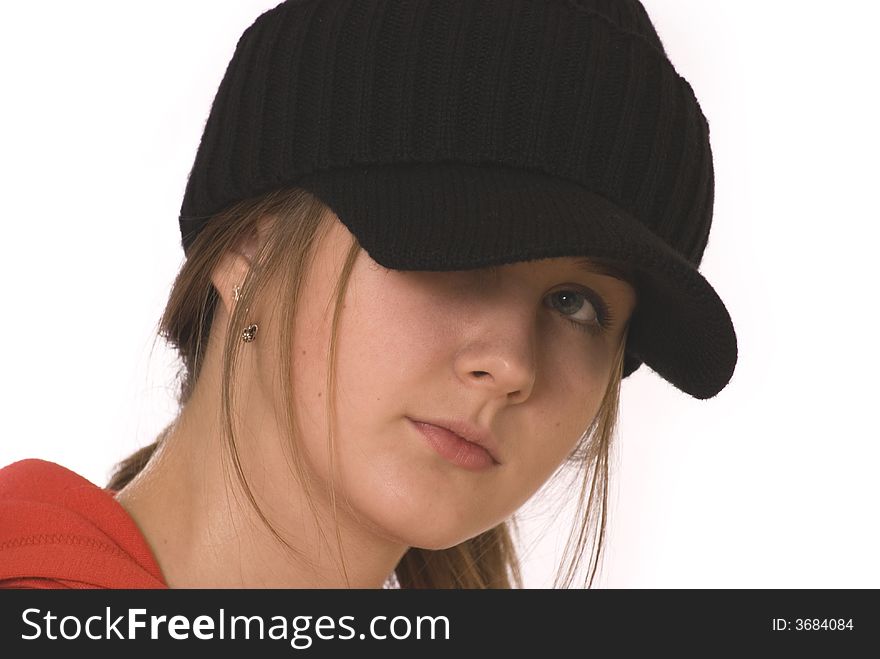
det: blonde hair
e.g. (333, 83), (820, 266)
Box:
(109, 186), (631, 588)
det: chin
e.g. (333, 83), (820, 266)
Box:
(391, 525), (493, 552)
(359, 486), (503, 551)
(336, 442), (511, 550)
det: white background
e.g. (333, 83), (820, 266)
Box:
(1, 1), (877, 588)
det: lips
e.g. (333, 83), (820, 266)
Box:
(407, 418), (501, 470)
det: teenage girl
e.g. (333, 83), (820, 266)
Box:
(0, 0), (737, 589)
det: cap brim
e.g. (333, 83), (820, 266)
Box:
(297, 162), (737, 399)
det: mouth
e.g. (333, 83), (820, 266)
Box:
(407, 418), (500, 471)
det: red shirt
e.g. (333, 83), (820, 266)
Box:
(0, 459), (168, 589)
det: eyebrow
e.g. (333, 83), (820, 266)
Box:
(572, 258), (637, 287)
(482, 258), (638, 289)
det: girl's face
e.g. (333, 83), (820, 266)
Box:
(255, 214), (637, 549)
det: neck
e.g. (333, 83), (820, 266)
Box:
(114, 342), (407, 588)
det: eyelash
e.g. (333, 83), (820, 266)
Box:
(546, 288), (614, 336)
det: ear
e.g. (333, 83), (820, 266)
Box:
(210, 214), (276, 314)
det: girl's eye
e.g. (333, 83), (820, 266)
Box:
(544, 288), (613, 336)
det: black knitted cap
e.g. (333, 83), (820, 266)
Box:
(178, 0), (738, 400)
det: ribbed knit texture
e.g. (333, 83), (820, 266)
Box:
(178, 0), (737, 399)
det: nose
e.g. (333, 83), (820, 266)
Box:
(454, 312), (538, 403)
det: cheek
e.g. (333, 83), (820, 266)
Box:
(521, 352), (607, 474)
(336, 272), (454, 397)
(289, 269), (452, 457)
(540, 329), (610, 419)
(551, 329), (614, 383)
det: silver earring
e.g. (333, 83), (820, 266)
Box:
(233, 284), (258, 343)
(241, 323), (259, 343)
